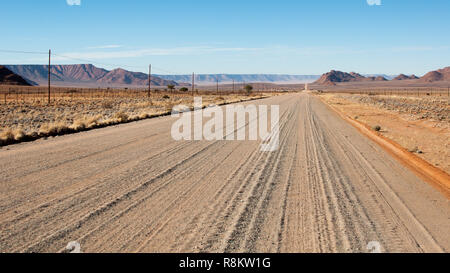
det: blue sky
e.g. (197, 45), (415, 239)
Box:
(1, 0), (449, 75)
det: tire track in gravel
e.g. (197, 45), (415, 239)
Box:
(0, 133), (177, 220)
(238, 99), (300, 252)
(19, 140), (231, 253)
(192, 97), (297, 253)
(308, 95), (443, 252)
(1, 137), (204, 252)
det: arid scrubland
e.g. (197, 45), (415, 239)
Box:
(341, 94), (449, 125)
(0, 89), (269, 146)
(319, 92), (450, 173)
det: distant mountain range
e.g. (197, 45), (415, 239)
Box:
(314, 67), (450, 86)
(5, 64), (177, 87)
(5, 65), (322, 87)
(154, 74), (321, 85)
(3, 64), (449, 88)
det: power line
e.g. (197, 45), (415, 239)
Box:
(0, 49), (48, 55)
(52, 53), (145, 71)
(151, 65), (185, 75)
(148, 64), (151, 97)
(52, 53), (187, 75)
(1, 48), (188, 75)
(48, 50), (51, 104)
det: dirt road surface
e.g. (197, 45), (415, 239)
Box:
(0, 93), (448, 253)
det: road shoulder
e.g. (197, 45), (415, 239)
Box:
(316, 92), (450, 199)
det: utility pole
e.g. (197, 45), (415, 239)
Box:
(232, 79), (235, 93)
(48, 49), (51, 104)
(192, 72), (195, 96)
(148, 64), (152, 98)
(216, 76), (219, 93)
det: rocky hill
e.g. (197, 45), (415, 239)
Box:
(0, 66), (35, 86)
(314, 70), (388, 86)
(419, 67), (450, 82)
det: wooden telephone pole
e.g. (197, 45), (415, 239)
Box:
(216, 76), (219, 93)
(148, 64), (152, 98)
(48, 49), (51, 104)
(192, 72), (195, 96)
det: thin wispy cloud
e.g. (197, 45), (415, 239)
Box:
(66, 0), (81, 6)
(283, 45), (450, 56)
(86, 45), (123, 49)
(53, 46), (261, 61)
(390, 46), (450, 52)
(367, 0), (381, 6)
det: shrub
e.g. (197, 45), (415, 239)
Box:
(373, 125), (381, 132)
(409, 146), (423, 154)
(167, 85), (175, 92)
(245, 84), (253, 95)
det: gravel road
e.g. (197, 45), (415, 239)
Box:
(0, 93), (448, 253)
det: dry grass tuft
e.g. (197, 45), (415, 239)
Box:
(114, 111), (129, 123)
(39, 122), (70, 136)
(71, 115), (102, 130)
(0, 129), (14, 142)
(0, 128), (26, 144)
